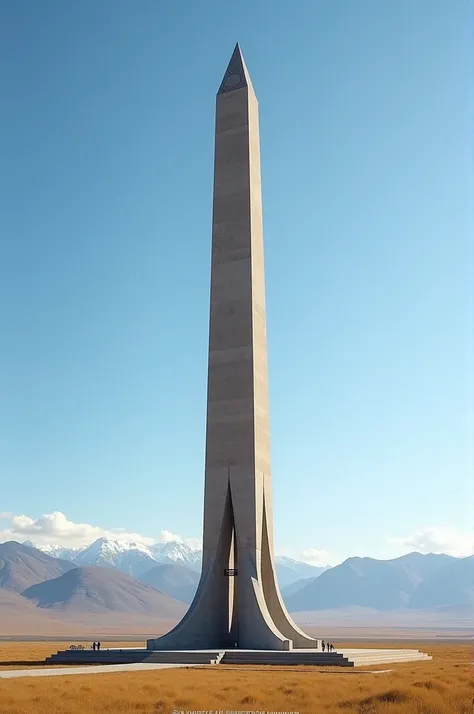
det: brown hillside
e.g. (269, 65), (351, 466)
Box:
(0, 541), (75, 593)
(22, 565), (187, 618)
(0, 587), (179, 636)
(0, 589), (71, 633)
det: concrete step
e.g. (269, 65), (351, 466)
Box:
(46, 649), (224, 666)
(221, 652), (352, 666)
(143, 651), (223, 665)
(339, 650), (432, 667)
(339, 653), (429, 657)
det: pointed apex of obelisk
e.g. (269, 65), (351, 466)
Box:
(217, 43), (252, 95)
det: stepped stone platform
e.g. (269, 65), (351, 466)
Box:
(46, 647), (431, 668)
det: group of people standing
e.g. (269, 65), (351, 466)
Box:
(92, 641), (101, 651)
(321, 640), (335, 652)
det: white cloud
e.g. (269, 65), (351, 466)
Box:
(277, 546), (336, 566)
(3, 510), (469, 565)
(300, 548), (334, 566)
(388, 526), (474, 558)
(156, 530), (182, 544)
(0, 511), (199, 550)
(8, 512), (112, 543)
(153, 530), (202, 549)
(185, 537), (203, 550)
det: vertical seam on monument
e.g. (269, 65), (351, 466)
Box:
(246, 96), (256, 471)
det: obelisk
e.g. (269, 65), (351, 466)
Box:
(148, 44), (317, 651)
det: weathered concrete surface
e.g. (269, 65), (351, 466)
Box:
(148, 44), (317, 652)
(0, 663), (191, 679)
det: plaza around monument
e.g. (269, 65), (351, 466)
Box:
(49, 46), (431, 668)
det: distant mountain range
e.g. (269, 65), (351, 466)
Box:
(0, 539), (471, 635)
(23, 537), (203, 577)
(0, 542), (189, 636)
(285, 552), (474, 612)
(274, 556), (328, 587)
(23, 537), (326, 585)
(140, 563), (200, 604)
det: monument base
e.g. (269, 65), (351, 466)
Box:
(46, 646), (432, 668)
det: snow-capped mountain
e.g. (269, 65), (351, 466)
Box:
(22, 541), (85, 562)
(150, 542), (202, 571)
(24, 537), (327, 585)
(71, 538), (157, 577)
(25, 537), (203, 579)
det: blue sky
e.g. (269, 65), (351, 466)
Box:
(0, 0), (472, 565)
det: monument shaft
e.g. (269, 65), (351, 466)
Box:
(148, 45), (317, 651)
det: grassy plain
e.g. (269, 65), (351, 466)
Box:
(0, 641), (471, 713)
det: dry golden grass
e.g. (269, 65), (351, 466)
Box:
(0, 641), (471, 713)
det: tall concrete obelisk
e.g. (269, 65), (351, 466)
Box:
(148, 45), (317, 651)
